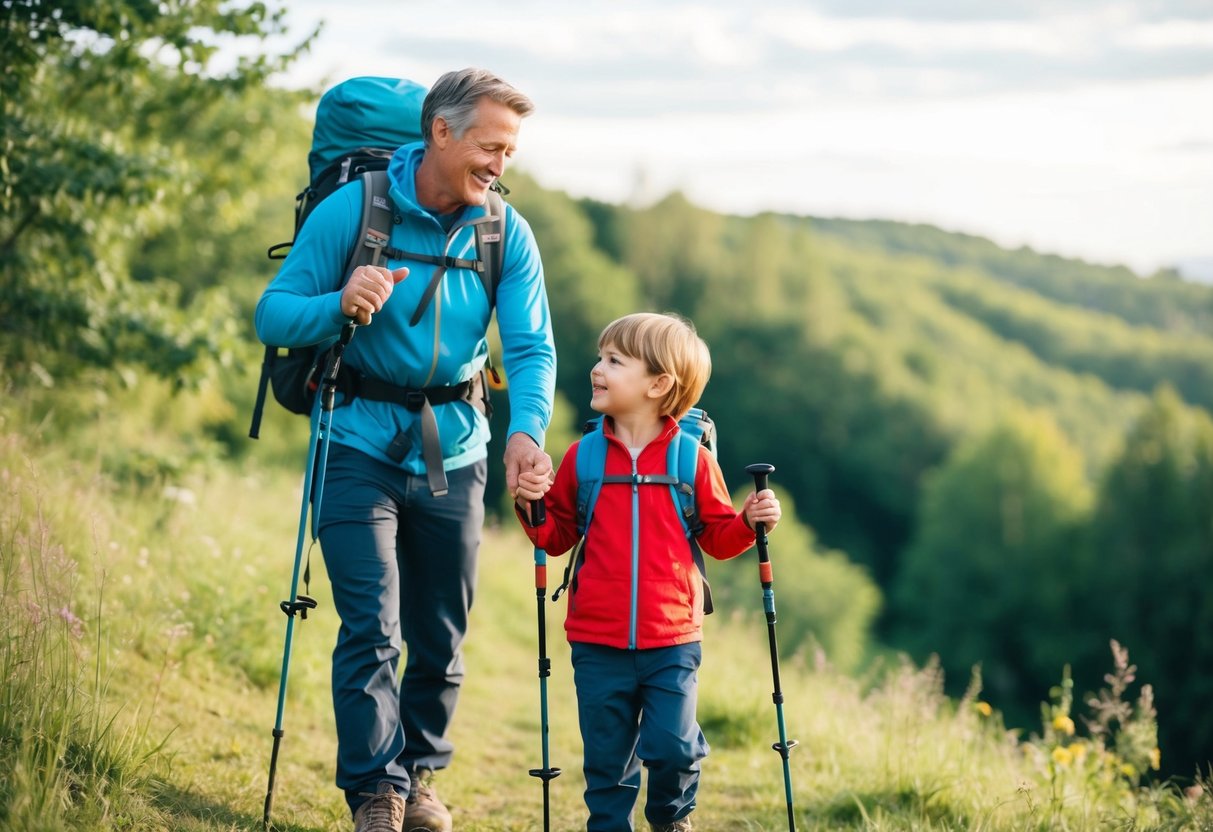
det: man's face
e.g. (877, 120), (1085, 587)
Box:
(431, 97), (521, 210)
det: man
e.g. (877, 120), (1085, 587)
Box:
(255, 68), (556, 832)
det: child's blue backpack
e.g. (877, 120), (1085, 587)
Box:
(553, 407), (717, 614)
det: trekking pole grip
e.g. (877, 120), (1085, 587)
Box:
(532, 499), (547, 594)
(746, 462), (775, 535)
(746, 463), (776, 586)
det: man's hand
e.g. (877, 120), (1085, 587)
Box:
(341, 265), (408, 325)
(504, 432), (552, 499)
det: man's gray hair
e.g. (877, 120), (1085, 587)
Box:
(421, 68), (535, 145)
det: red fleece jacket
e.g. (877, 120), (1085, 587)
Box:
(519, 416), (756, 649)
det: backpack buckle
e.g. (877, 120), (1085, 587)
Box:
(404, 390), (427, 411)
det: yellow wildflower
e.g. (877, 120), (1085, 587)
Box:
(1121, 762), (1137, 778)
(1052, 715), (1075, 736)
(976, 701), (993, 717)
(1070, 741), (1088, 762)
(1149, 748), (1161, 771)
(1052, 746), (1074, 766)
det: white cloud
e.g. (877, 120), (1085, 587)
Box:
(1118, 17), (1213, 48)
(755, 8), (1074, 56)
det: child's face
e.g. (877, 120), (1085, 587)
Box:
(590, 343), (661, 418)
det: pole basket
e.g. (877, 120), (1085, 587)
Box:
(772, 738), (799, 758)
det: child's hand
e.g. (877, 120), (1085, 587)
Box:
(744, 489), (781, 533)
(513, 468), (551, 503)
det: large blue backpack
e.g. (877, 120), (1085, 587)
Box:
(248, 76), (506, 446)
(552, 407), (717, 614)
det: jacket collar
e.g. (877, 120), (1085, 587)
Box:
(601, 415), (680, 452)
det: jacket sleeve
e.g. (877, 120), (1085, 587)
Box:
(495, 207), (556, 448)
(254, 182), (362, 348)
(692, 448), (756, 560)
(514, 440), (583, 558)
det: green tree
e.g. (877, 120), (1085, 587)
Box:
(1085, 387), (1213, 776)
(619, 192), (727, 313)
(890, 409), (1094, 720)
(132, 82), (313, 312)
(0, 0), (312, 389)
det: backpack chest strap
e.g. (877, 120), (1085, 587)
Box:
(404, 213), (501, 326)
(600, 473), (679, 486)
(382, 249), (482, 273)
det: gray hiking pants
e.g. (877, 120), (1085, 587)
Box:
(316, 443), (486, 814)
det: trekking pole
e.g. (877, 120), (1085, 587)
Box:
(263, 322), (356, 830)
(527, 499), (561, 831)
(746, 463), (798, 832)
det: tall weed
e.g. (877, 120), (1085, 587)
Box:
(0, 434), (166, 829)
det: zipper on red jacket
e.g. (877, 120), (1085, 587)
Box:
(629, 453), (640, 650)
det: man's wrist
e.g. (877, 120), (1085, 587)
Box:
(508, 431), (540, 448)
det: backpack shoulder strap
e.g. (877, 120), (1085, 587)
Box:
(346, 169), (393, 275)
(249, 169), (393, 440)
(477, 188), (506, 310)
(669, 407), (716, 536)
(668, 413), (715, 615)
(575, 417), (608, 536)
(552, 418), (607, 603)
(667, 428), (702, 538)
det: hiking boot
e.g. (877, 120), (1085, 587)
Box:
(649, 815), (694, 832)
(404, 768), (452, 832)
(353, 782), (405, 832)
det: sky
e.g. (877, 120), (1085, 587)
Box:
(264, 1), (1213, 278)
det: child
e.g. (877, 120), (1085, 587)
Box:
(515, 312), (781, 832)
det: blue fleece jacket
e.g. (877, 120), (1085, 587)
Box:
(254, 142), (555, 473)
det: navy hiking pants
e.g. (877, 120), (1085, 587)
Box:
(571, 641), (709, 831)
(317, 443), (486, 814)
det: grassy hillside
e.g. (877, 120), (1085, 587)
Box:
(803, 217), (1213, 335)
(3, 403), (1210, 831)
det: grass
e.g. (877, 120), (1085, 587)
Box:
(2, 408), (1212, 831)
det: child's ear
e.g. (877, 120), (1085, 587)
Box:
(648, 373), (674, 399)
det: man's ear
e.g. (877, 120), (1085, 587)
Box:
(431, 116), (451, 150)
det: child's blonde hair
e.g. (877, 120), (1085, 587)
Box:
(597, 312), (711, 420)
